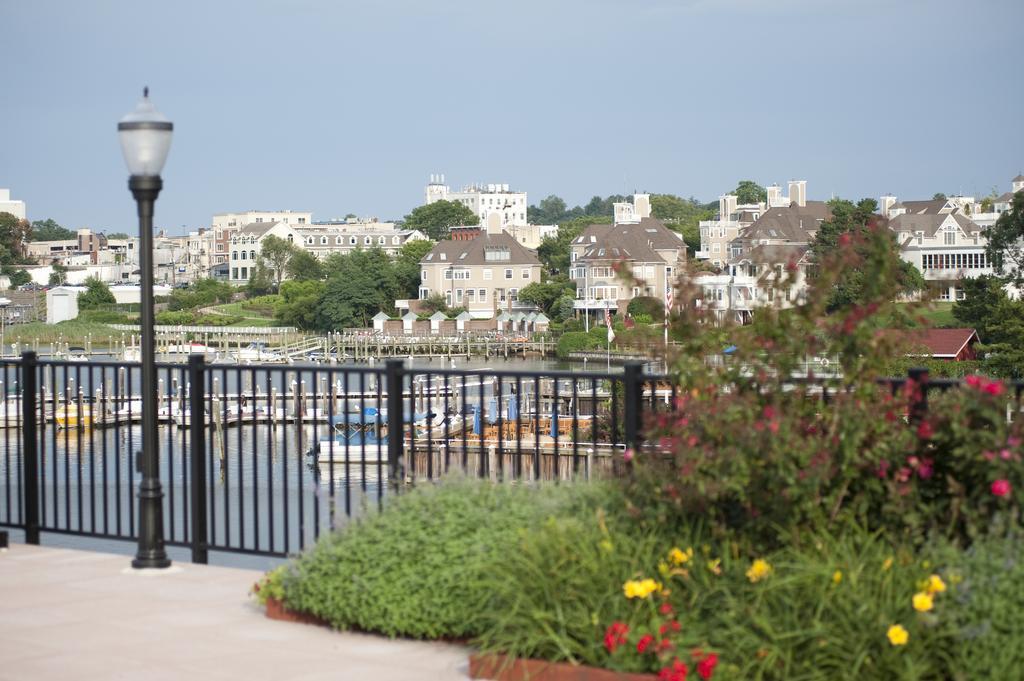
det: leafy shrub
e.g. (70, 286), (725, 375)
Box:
(194, 313), (243, 326)
(243, 294), (281, 314)
(627, 295), (664, 322)
(77, 309), (133, 324)
(154, 310), (195, 325)
(77, 277), (116, 310)
(556, 331), (604, 358)
(280, 478), (613, 639)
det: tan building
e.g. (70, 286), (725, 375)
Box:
(568, 195), (686, 316)
(417, 217), (542, 318)
(212, 210), (311, 264)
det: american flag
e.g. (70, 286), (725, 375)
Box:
(665, 283), (673, 321)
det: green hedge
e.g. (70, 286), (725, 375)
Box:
(279, 478), (612, 640)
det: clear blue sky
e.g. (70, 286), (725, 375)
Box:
(3, 0), (1022, 235)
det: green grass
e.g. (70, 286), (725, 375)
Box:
(206, 301), (282, 327)
(916, 302), (956, 328)
(5, 320), (129, 346)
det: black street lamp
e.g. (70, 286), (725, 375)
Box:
(118, 87), (173, 569)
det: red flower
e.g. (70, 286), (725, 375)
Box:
(917, 458), (934, 480)
(916, 421), (933, 439)
(603, 622), (629, 653)
(659, 620), (681, 635)
(696, 653), (719, 680)
(992, 479), (1012, 498)
(637, 634), (655, 654)
(658, 639), (674, 652)
(762, 405), (776, 420)
(658, 659), (689, 681)
(965, 374), (983, 389)
(659, 602), (674, 616)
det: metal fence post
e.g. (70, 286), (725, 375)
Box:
(188, 354), (208, 564)
(385, 359), (405, 490)
(907, 367), (929, 424)
(21, 351), (40, 544)
(623, 361), (644, 451)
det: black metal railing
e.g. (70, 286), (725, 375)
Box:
(4, 352), (1013, 565)
(0, 352), (667, 563)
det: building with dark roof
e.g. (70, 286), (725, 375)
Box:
(567, 195), (686, 315)
(416, 215), (542, 318)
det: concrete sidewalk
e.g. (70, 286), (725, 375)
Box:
(0, 544), (470, 680)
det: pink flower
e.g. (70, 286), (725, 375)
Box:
(917, 458), (934, 480)
(876, 459), (890, 479)
(984, 380), (1005, 396)
(917, 421), (933, 439)
(623, 448), (634, 463)
(984, 451), (996, 462)
(1000, 449), (1012, 461)
(992, 479), (1012, 498)
(965, 375), (983, 389)
(762, 405), (776, 420)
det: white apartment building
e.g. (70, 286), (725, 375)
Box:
(212, 210), (312, 264)
(0, 189), (26, 220)
(417, 220), (542, 318)
(228, 222), (300, 283)
(294, 224), (427, 259)
(568, 194), (686, 316)
(425, 175), (528, 227)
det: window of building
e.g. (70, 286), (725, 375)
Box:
(350, 236), (357, 245)
(232, 268), (238, 279)
(478, 289), (486, 302)
(484, 247), (511, 261)
(240, 251), (247, 260)
(364, 236), (372, 245)
(467, 289), (475, 302)
(504, 268), (513, 279)
(250, 250), (256, 260)
(335, 236), (343, 245)
(378, 236), (385, 245)
(483, 269), (492, 280)
(509, 288), (518, 302)
(522, 269), (530, 279)
(419, 287), (429, 299)
(712, 243), (720, 253)
(944, 229), (956, 246)
(455, 289), (463, 303)
(241, 267), (248, 278)
(392, 236), (400, 245)
(231, 252), (237, 260)
(421, 270), (427, 280)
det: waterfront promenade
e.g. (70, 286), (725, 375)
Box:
(0, 544), (470, 680)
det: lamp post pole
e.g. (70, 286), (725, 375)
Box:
(130, 175), (169, 568)
(118, 88), (173, 569)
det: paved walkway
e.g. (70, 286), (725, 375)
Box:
(0, 544), (471, 680)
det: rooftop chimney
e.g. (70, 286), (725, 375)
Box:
(788, 180), (807, 208)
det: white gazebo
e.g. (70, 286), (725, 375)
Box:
(402, 310), (418, 334)
(429, 311), (447, 334)
(371, 311), (390, 333)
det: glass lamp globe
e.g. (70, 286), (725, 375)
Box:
(117, 87), (173, 176)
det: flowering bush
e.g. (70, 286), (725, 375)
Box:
(629, 226), (1022, 548)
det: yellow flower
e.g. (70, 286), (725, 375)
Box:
(623, 578), (662, 599)
(882, 557), (894, 572)
(887, 624), (909, 646)
(832, 570), (843, 585)
(746, 558), (773, 583)
(658, 561), (670, 578)
(707, 558), (722, 576)
(912, 592), (933, 612)
(925, 574), (946, 594)
(599, 539), (614, 553)
(668, 546), (694, 566)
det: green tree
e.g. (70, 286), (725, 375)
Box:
(518, 280), (574, 314)
(245, 262), (275, 297)
(933, 193), (948, 201)
(734, 180), (767, 205)
(29, 218), (76, 241)
(258, 235), (298, 292)
(168, 278), (234, 311)
(48, 263), (68, 286)
(537, 215), (612, 275)
(275, 280), (325, 329)
(809, 198), (923, 311)
(286, 249), (324, 282)
(418, 292), (449, 315)
(77, 277), (116, 310)
(316, 249), (399, 329)
(953, 275), (1007, 342)
(393, 239), (435, 298)
(402, 200), (478, 240)
(983, 190), (1024, 286)
(7, 270), (31, 289)
(106, 232), (131, 239)
(553, 293), (576, 323)
(0, 213), (31, 264)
